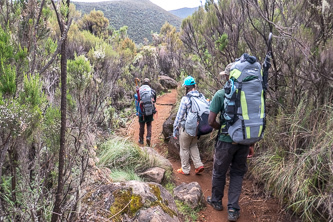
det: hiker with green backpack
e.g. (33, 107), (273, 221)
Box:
(172, 76), (212, 175)
(207, 54), (267, 221)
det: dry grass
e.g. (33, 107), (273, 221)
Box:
(250, 101), (333, 222)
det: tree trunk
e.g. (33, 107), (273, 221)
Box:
(51, 28), (68, 222)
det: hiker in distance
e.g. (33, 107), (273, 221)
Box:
(172, 76), (206, 175)
(207, 59), (259, 222)
(134, 78), (156, 146)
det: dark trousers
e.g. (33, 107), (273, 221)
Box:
(211, 141), (249, 210)
(139, 121), (152, 140)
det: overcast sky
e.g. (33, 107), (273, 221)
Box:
(71, 0), (203, 11)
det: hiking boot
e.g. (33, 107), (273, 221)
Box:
(138, 138), (144, 145)
(146, 137), (151, 146)
(207, 196), (223, 211)
(195, 166), (204, 175)
(228, 208), (240, 221)
(177, 168), (189, 175)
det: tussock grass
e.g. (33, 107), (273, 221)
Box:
(250, 101), (333, 221)
(97, 136), (171, 181)
(97, 136), (151, 171)
(109, 169), (143, 182)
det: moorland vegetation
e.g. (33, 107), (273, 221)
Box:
(0, 0), (332, 221)
(73, 0), (182, 44)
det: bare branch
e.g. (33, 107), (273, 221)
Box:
(39, 19), (72, 75)
(51, 0), (64, 33)
(31, 0), (46, 75)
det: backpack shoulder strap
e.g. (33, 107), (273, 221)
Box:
(185, 94), (195, 116)
(188, 94), (202, 113)
(186, 94), (194, 104)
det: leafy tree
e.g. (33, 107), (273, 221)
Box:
(153, 22), (185, 78)
(78, 9), (109, 39)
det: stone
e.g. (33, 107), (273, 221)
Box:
(138, 167), (166, 184)
(81, 181), (179, 221)
(162, 112), (176, 141)
(158, 75), (178, 89)
(135, 205), (180, 222)
(140, 146), (173, 171)
(173, 182), (206, 209)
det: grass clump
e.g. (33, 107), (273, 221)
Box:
(97, 136), (148, 170)
(175, 200), (203, 222)
(97, 136), (171, 182)
(250, 101), (333, 222)
(110, 169), (143, 182)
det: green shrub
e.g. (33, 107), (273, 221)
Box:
(0, 61), (16, 96)
(19, 74), (45, 107)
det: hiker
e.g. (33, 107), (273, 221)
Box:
(172, 76), (205, 175)
(206, 63), (255, 222)
(135, 78), (156, 146)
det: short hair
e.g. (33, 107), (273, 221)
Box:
(219, 63), (234, 76)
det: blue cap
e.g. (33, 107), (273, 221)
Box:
(182, 76), (196, 86)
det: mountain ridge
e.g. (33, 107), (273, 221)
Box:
(168, 7), (198, 19)
(73, 0), (182, 44)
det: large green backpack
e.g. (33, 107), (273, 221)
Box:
(221, 53), (265, 145)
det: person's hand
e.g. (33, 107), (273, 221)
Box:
(136, 86), (139, 91)
(173, 132), (178, 140)
(247, 145), (254, 158)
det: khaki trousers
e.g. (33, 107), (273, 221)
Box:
(179, 128), (203, 174)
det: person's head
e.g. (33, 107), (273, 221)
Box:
(142, 78), (150, 86)
(219, 63), (234, 82)
(182, 76), (196, 94)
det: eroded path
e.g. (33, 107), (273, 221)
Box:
(125, 89), (292, 222)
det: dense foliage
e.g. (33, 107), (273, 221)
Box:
(0, 0), (332, 221)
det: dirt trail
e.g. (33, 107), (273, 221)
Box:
(125, 89), (292, 222)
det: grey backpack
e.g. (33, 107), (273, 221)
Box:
(139, 85), (155, 116)
(185, 94), (213, 137)
(221, 53), (265, 145)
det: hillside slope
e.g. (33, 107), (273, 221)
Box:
(169, 7), (198, 19)
(73, 0), (182, 44)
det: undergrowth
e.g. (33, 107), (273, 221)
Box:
(175, 200), (204, 222)
(250, 101), (333, 222)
